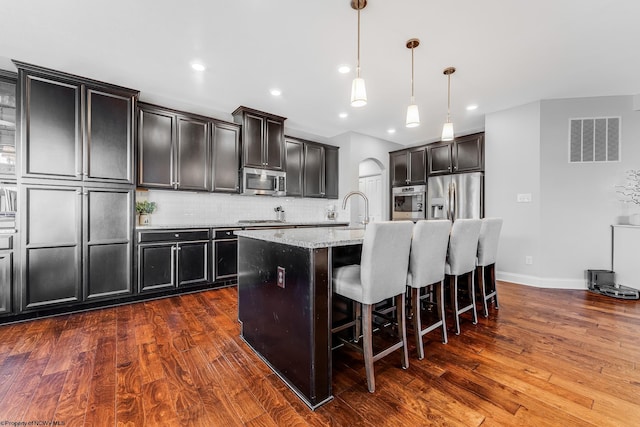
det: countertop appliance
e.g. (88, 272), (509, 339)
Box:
(242, 167), (286, 196)
(427, 172), (483, 220)
(392, 185), (426, 221)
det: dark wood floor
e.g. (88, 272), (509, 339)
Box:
(0, 281), (639, 426)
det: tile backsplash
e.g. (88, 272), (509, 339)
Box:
(137, 190), (347, 226)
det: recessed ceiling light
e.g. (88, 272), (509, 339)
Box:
(191, 62), (206, 72)
(270, 88), (282, 96)
(338, 65), (351, 74)
(466, 104), (478, 111)
(387, 128), (396, 134)
(339, 112), (348, 119)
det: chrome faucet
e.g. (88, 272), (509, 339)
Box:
(342, 191), (370, 226)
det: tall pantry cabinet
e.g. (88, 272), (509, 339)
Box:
(15, 62), (138, 310)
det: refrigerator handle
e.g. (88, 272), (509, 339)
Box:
(450, 181), (457, 220)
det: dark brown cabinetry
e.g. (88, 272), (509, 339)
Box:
(390, 147), (426, 186)
(137, 229), (210, 292)
(21, 184), (133, 310)
(285, 138), (303, 197)
(16, 62), (136, 184)
(233, 106), (285, 171)
(0, 236), (13, 315)
(0, 71), (16, 178)
(284, 137), (339, 199)
(427, 133), (484, 175)
(211, 121), (241, 193)
(138, 103), (209, 191)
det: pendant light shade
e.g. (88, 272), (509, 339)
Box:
(350, 0), (367, 107)
(406, 103), (420, 128)
(351, 75), (367, 107)
(405, 38), (420, 128)
(441, 66), (456, 141)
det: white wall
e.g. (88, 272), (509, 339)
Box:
(485, 101), (542, 284)
(487, 95), (640, 289)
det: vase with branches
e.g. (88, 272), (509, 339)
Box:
(617, 170), (640, 225)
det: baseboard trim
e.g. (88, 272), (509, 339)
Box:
(496, 271), (587, 290)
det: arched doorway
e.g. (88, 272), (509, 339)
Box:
(358, 158), (385, 222)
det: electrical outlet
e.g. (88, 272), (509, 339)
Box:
(525, 256), (533, 265)
(277, 266), (285, 288)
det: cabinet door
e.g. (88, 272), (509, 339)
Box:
(454, 133), (484, 173)
(138, 106), (174, 188)
(139, 243), (175, 292)
(214, 239), (237, 281)
(22, 185), (82, 309)
(324, 146), (339, 199)
(84, 187), (133, 299)
(177, 241), (209, 286)
(408, 147), (426, 184)
(176, 116), (209, 191)
(265, 118), (284, 170)
(390, 151), (408, 186)
(212, 122), (240, 193)
(21, 74), (82, 179)
(427, 142), (453, 175)
(285, 139), (303, 197)
(0, 72), (16, 178)
(304, 144), (324, 197)
(85, 88), (134, 183)
(243, 113), (264, 168)
(0, 252), (12, 314)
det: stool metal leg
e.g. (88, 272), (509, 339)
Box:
(436, 280), (448, 344)
(411, 287), (424, 360)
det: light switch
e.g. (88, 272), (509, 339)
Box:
(517, 193), (532, 203)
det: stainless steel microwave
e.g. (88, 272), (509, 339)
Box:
(242, 168), (286, 196)
(392, 185), (426, 221)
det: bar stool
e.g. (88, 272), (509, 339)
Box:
(445, 218), (482, 335)
(407, 219), (451, 360)
(332, 220), (414, 393)
(476, 218), (503, 317)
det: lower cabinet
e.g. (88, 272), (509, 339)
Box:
(0, 240), (13, 315)
(137, 229), (210, 293)
(21, 184), (133, 310)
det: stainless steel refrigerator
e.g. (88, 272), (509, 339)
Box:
(427, 172), (483, 220)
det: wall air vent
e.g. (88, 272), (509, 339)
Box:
(569, 117), (620, 163)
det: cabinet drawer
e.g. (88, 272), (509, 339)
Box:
(214, 229), (240, 240)
(138, 229), (209, 243)
(0, 235), (12, 250)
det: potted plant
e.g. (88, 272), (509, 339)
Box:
(135, 200), (157, 225)
(617, 170), (640, 225)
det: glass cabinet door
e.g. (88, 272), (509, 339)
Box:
(0, 73), (16, 177)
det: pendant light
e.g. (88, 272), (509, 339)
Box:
(441, 66), (456, 141)
(350, 0), (367, 107)
(405, 38), (420, 127)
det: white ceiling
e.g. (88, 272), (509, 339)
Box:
(2, 0), (640, 146)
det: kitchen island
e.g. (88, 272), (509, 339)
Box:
(235, 227), (365, 409)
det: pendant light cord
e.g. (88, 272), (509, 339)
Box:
(356, 6), (361, 78)
(410, 45), (415, 102)
(446, 72), (451, 121)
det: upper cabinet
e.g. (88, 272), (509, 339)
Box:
(427, 132), (484, 176)
(15, 61), (137, 184)
(211, 121), (241, 193)
(137, 103), (209, 191)
(0, 71), (16, 179)
(232, 106), (285, 171)
(284, 136), (339, 199)
(390, 147), (426, 186)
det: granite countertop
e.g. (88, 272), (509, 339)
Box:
(235, 226), (365, 249)
(136, 221), (349, 230)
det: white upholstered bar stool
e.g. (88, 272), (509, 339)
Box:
(407, 219), (452, 360)
(476, 218), (503, 317)
(332, 221), (414, 393)
(445, 218), (482, 335)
